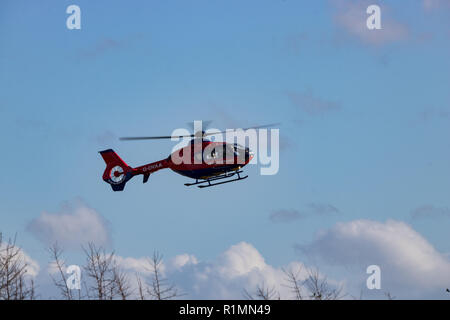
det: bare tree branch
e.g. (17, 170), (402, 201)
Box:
(243, 282), (280, 300)
(0, 233), (36, 300)
(144, 251), (183, 300)
(282, 266), (303, 300)
(47, 243), (74, 300)
(136, 274), (146, 300)
(303, 267), (344, 300)
(384, 291), (396, 300)
(82, 242), (131, 300)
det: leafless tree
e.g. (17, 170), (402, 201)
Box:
(282, 266), (304, 300)
(143, 251), (182, 300)
(303, 267), (344, 300)
(82, 242), (131, 300)
(0, 233), (36, 300)
(243, 282), (280, 300)
(243, 266), (345, 300)
(136, 274), (146, 300)
(349, 289), (364, 300)
(49, 243), (181, 300)
(384, 291), (396, 300)
(112, 265), (131, 300)
(48, 243), (78, 300)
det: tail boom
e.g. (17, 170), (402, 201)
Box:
(99, 149), (169, 191)
(133, 158), (170, 183)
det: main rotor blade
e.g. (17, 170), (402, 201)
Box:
(203, 122), (281, 137)
(120, 134), (194, 141)
(242, 122), (281, 131)
(120, 123), (281, 141)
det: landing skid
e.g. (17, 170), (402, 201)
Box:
(184, 170), (248, 188)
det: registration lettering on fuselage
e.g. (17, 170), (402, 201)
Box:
(142, 163), (162, 172)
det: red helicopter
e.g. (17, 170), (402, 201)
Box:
(99, 123), (276, 191)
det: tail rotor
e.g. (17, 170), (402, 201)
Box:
(99, 149), (134, 191)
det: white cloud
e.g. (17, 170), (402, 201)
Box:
(113, 256), (155, 276)
(27, 204), (111, 249)
(0, 242), (40, 278)
(112, 242), (312, 299)
(217, 242), (269, 277)
(169, 254), (198, 271)
(169, 242), (310, 299)
(37, 219), (449, 299)
(299, 219), (450, 298)
(47, 260), (65, 276)
(114, 253), (199, 278)
(331, 0), (409, 46)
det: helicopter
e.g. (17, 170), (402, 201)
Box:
(99, 122), (277, 190)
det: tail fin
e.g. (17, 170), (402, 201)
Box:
(99, 149), (134, 191)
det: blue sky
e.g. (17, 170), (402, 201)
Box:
(1, 0), (449, 299)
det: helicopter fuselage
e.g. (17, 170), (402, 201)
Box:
(135, 140), (252, 179)
(100, 139), (253, 191)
